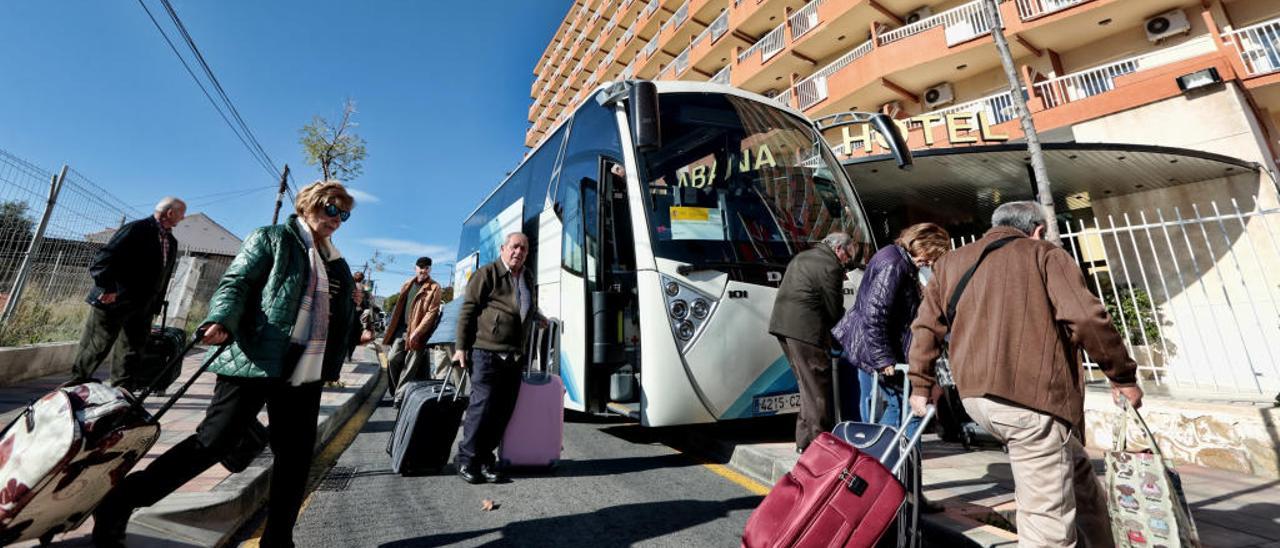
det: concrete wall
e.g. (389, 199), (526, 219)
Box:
(0, 342), (76, 387)
(1083, 389), (1280, 479)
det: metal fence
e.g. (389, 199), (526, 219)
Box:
(951, 198), (1280, 400)
(0, 148), (236, 346)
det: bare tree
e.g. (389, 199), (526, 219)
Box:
(299, 98), (368, 182)
(982, 0), (1060, 244)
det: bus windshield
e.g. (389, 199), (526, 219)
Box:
(639, 93), (874, 270)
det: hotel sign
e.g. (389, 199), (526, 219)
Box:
(836, 111), (1010, 155)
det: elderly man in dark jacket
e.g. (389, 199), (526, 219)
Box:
(768, 232), (858, 451)
(71, 196), (184, 390)
(453, 232), (536, 484)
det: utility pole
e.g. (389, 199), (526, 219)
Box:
(981, 0), (1060, 244)
(271, 164), (290, 224)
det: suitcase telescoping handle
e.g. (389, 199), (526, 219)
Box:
(132, 325), (230, 424)
(868, 363), (912, 431)
(438, 366), (470, 403)
(888, 404), (936, 477)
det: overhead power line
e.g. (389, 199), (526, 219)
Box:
(136, 0), (285, 184)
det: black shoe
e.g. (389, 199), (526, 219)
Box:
(480, 464), (506, 483)
(91, 504), (131, 548)
(458, 465), (484, 484)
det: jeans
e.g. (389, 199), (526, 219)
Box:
(858, 367), (922, 440)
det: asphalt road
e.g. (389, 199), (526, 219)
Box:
(278, 391), (766, 547)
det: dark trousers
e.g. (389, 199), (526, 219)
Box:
(102, 376), (323, 548)
(70, 304), (150, 388)
(456, 349), (522, 468)
(777, 336), (833, 451)
(386, 337), (426, 400)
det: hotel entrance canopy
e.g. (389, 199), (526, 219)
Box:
(842, 143), (1261, 237)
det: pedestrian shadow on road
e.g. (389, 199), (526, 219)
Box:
(376, 495), (762, 547)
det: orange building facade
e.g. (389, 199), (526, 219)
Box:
(527, 0), (1280, 405)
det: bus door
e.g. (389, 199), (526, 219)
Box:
(587, 159), (640, 413)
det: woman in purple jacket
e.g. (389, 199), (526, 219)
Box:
(833, 223), (950, 437)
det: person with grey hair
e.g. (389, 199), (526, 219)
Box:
(768, 231), (859, 451)
(70, 197), (186, 390)
(907, 200), (1142, 547)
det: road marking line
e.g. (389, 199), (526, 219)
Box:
(241, 351), (388, 547)
(700, 461), (771, 496)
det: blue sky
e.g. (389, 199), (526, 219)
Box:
(0, 1), (570, 295)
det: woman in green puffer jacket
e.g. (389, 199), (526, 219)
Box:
(94, 181), (357, 548)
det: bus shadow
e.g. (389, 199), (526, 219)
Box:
(377, 496), (761, 547)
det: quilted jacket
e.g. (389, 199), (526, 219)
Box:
(833, 244), (920, 375)
(203, 216), (354, 380)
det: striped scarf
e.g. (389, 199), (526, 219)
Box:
(288, 218), (333, 387)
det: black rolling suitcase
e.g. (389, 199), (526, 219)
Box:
(387, 371), (469, 475)
(132, 303), (185, 395)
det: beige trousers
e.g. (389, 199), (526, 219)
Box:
(962, 397), (1114, 548)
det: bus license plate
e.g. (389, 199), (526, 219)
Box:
(754, 392), (802, 414)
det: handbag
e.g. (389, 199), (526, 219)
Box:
(1105, 401), (1201, 547)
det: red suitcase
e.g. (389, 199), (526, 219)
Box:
(742, 407), (936, 548)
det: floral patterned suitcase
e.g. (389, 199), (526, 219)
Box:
(1105, 402), (1201, 548)
(0, 382), (158, 545)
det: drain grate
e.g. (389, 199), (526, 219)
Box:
(317, 466), (356, 492)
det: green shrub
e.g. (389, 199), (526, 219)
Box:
(0, 296), (87, 347)
(183, 300), (209, 335)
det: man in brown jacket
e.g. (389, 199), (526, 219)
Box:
(768, 232), (858, 452)
(907, 201), (1143, 547)
(383, 256), (443, 403)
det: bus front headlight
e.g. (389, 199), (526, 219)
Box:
(670, 300), (688, 319)
(691, 298), (709, 319)
(660, 276), (719, 352)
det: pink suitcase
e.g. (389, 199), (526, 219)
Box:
(499, 323), (565, 469)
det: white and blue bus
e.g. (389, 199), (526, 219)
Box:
(455, 81), (909, 427)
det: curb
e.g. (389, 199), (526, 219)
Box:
(124, 348), (383, 547)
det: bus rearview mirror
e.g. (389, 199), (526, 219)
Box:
(629, 81), (661, 152)
(869, 113), (913, 170)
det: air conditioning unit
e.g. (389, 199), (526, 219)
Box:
(923, 83), (954, 109)
(905, 7), (933, 25)
(1145, 9), (1191, 43)
(880, 101), (904, 118)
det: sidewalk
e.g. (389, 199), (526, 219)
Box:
(714, 434), (1280, 547)
(0, 345), (382, 547)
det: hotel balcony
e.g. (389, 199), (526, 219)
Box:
(829, 32), (1230, 158)
(1225, 14), (1280, 81)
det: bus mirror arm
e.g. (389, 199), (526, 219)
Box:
(869, 113), (913, 170)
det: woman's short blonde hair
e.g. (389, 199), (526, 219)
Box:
(895, 222), (951, 263)
(295, 180), (355, 217)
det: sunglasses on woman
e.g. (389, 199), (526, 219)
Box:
(323, 203), (351, 222)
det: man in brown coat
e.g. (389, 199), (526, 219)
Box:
(907, 201), (1143, 547)
(383, 256), (443, 403)
(768, 232), (858, 452)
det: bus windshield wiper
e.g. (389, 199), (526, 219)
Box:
(676, 260), (784, 275)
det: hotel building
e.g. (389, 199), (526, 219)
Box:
(526, 0), (1280, 474)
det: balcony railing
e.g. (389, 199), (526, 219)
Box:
(1034, 37), (1216, 108)
(672, 0), (690, 30)
(924, 89), (1020, 125)
(642, 0), (660, 19)
(710, 64), (732, 85)
(791, 39), (875, 110)
(788, 0), (824, 42)
(673, 48), (691, 75)
(641, 35), (660, 59)
(773, 88), (793, 108)
(1225, 16), (1280, 77)
(1014, 0), (1088, 20)
(878, 0), (1000, 48)
(709, 9), (729, 42)
(738, 22), (786, 63)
